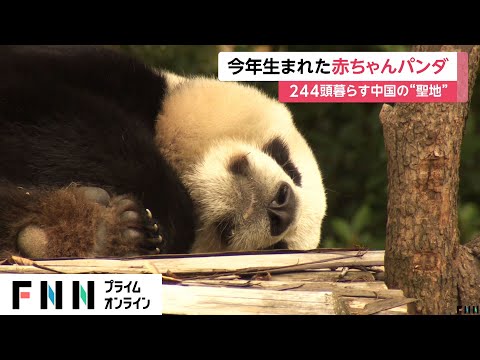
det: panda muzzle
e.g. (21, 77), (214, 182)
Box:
(267, 182), (296, 236)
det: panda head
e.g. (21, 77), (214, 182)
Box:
(182, 138), (305, 252)
(157, 74), (326, 253)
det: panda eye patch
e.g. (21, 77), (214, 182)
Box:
(262, 137), (302, 187)
(217, 218), (236, 246)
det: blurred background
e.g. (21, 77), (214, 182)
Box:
(111, 45), (480, 250)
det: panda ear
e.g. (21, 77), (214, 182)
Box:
(262, 137), (302, 187)
(228, 154), (250, 177)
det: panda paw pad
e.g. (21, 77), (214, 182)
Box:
(76, 187), (165, 257)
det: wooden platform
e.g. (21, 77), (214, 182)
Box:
(0, 249), (416, 315)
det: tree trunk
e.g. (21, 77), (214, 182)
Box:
(380, 45), (480, 314)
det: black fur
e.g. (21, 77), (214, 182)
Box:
(0, 45), (195, 255)
(262, 137), (302, 187)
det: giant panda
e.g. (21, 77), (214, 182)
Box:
(0, 45), (326, 258)
(156, 76), (327, 252)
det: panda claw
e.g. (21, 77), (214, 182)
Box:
(145, 208), (153, 219)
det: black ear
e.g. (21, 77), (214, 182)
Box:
(262, 137), (302, 187)
(228, 154), (250, 177)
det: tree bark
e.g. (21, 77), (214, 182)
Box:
(380, 45), (480, 314)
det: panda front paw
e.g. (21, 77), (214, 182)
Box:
(75, 186), (166, 256)
(15, 186), (166, 259)
(93, 191), (166, 257)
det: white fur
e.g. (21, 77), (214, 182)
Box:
(155, 74), (327, 253)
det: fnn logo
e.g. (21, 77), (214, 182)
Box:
(12, 280), (95, 310)
(457, 305), (479, 315)
(1, 274), (163, 315)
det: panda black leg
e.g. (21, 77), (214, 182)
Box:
(0, 181), (164, 259)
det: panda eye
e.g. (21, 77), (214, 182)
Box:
(218, 218), (236, 245)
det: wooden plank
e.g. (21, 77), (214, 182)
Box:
(163, 285), (336, 315)
(0, 263), (146, 274)
(180, 278), (404, 298)
(10, 250), (384, 275)
(0, 265), (52, 274)
(342, 297), (416, 315)
(354, 297), (416, 315)
(271, 270), (376, 282)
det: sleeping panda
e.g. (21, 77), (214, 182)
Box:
(156, 76), (327, 252)
(0, 45), (326, 258)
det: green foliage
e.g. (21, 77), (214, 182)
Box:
(324, 204), (375, 248)
(114, 45), (480, 249)
(459, 202), (480, 244)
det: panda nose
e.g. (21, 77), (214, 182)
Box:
(268, 182), (296, 236)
